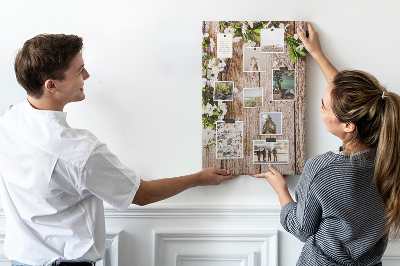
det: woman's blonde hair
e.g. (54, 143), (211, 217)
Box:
(331, 70), (400, 239)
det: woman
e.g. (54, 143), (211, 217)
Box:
(253, 23), (400, 265)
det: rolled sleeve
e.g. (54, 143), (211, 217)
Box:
(280, 201), (314, 242)
(280, 173), (322, 242)
(280, 201), (298, 228)
(81, 142), (140, 210)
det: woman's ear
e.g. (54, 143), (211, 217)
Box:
(44, 79), (57, 94)
(344, 122), (356, 133)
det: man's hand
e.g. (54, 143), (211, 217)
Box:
(133, 167), (235, 206)
(196, 167), (235, 186)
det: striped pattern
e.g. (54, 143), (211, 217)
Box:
(281, 150), (387, 265)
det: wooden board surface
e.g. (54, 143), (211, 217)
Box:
(202, 21), (307, 175)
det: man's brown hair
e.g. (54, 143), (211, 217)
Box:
(14, 34), (83, 98)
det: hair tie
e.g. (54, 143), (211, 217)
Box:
(382, 91), (385, 99)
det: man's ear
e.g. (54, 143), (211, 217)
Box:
(344, 122), (356, 133)
(44, 79), (57, 94)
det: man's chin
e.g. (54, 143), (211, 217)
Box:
(72, 95), (85, 104)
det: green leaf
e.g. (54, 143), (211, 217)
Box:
(285, 33), (301, 47)
(237, 28), (243, 37)
(289, 48), (296, 64)
(202, 91), (207, 101)
(297, 48), (306, 57)
(253, 22), (264, 30)
(248, 34), (254, 42)
(204, 143), (216, 149)
(253, 28), (261, 42)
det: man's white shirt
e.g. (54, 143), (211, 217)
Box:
(0, 100), (140, 265)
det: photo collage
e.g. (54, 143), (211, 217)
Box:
(215, 27), (294, 164)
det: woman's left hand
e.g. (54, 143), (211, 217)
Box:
(253, 164), (287, 192)
(253, 164), (294, 207)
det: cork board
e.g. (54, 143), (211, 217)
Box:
(202, 21), (307, 175)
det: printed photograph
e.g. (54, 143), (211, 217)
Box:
(214, 81), (234, 101)
(253, 140), (289, 164)
(243, 47), (267, 72)
(260, 112), (282, 135)
(243, 87), (263, 108)
(260, 28), (285, 53)
(216, 121), (244, 159)
(272, 69), (295, 101)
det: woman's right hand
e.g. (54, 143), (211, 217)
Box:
(298, 22), (339, 82)
(298, 22), (324, 59)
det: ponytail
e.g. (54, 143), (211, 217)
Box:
(375, 92), (400, 239)
(332, 70), (400, 239)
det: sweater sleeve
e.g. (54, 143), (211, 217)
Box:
(280, 156), (326, 242)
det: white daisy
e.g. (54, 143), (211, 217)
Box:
(233, 37), (242, 43)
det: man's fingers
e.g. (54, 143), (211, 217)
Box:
(213, 168), (231, 176)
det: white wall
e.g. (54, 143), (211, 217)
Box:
(1, 0), (400, 265)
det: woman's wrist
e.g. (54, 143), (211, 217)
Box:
(311, 50), (327, 63)
(277, 189), (294, 207)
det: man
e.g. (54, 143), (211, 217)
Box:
(0, 34), (234, 266)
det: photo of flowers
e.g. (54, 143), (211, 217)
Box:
(214, 81), (234, 101)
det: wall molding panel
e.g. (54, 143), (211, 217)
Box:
(382, 256), (400, 266)
(0, 231), (6, 264)
(154, 230), (278, 266)
(103, 205), (282, 218)
(0, 206), (399, 265)
(96, 230), (121, 266)
(176, 254), (255, 266)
